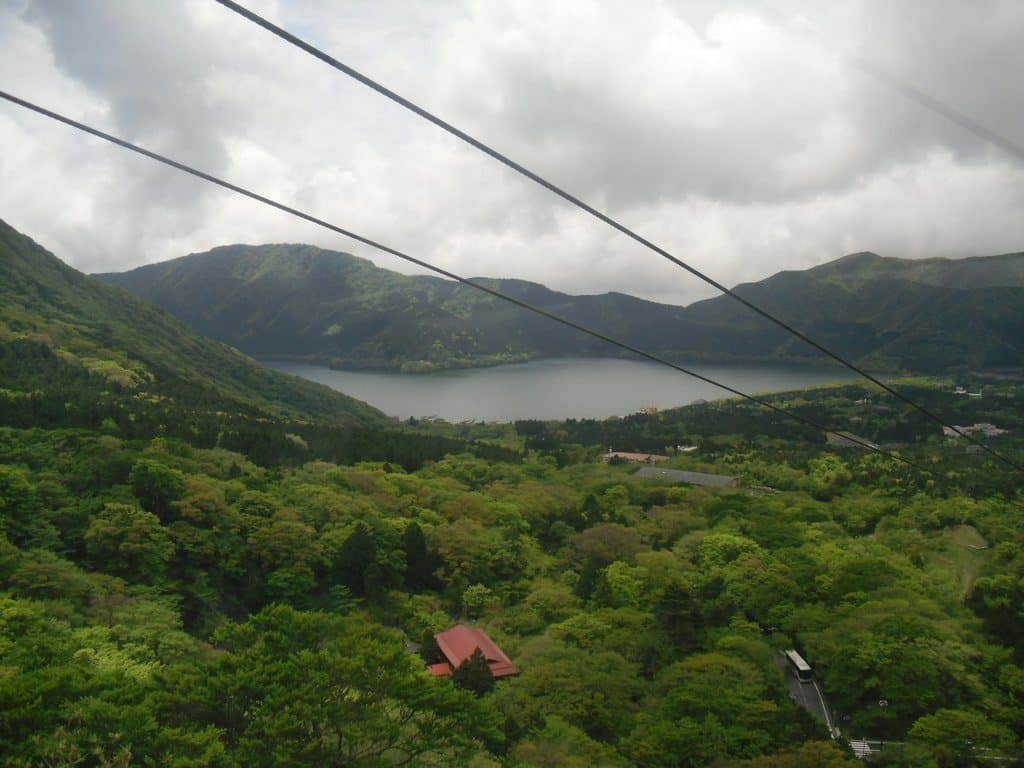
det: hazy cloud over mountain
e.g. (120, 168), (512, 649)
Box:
(2, 0), (1023, 305)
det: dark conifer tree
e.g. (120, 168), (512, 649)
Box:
(451, 648), (494, 696)
(336, 521), (377, 593)
(403, 521), (435, 590)
(419, 630), (443, 665)
(656, 581), (702, 652)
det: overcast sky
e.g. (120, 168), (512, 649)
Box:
(2, 0), (1023, 305)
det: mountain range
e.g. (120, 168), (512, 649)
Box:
(97, 242), (1024, 374)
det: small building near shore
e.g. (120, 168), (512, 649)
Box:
(426, 625), (518, 679)
(826, 431), (879, 450)
(603, 451), (669, 465)
(943, 423), (1008, 438)
(633, 466), (739, 488)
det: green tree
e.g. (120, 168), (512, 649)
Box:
(594, 561), (646, 608)
(808, 605), (970, 734)
(84, 502), (174, 582)
(329, 584), (360, 614)
(0, 593), (225, 766)
(571, 523), (646, 598)
(248, 509), (322, 605)
(655, 581), (701, 651)
(0, 465), (52, 548)
(452, 647), (496, 696)
(908, 709), (1017, 764)
(513, 716), (625, 767)
(625, 652), (779, 765)
(463, 583), (496, 618)
(402, 521), (435, 589)
(732, 740), (858, 767)
(129, 459), (185, 520)
(420, 629), (443, 665)
(575, 493), (601, 529)
(570, 523), (645, 567)
(185, 606), (502, 766)
(491, 637), (643, 741)
(334, 521), (376, 593)
(697, 533), (761, 568)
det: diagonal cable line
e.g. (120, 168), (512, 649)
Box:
(844, 53), (1024, 163)
(211, 0), (1021, 471)
(0, 88), (932, 469)
(757, 4), (1024, 164)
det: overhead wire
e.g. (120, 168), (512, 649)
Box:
(844, 53), (1024, 163)
(210, 0), (1024, 473)
(0, 88), (927, 469)
(757, 5), (1024, 165)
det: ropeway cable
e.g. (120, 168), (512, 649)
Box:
(0, 88), (934, 470)
(210, 0), (1024, 473)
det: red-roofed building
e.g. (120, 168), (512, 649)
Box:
(427, 625), (518, 678)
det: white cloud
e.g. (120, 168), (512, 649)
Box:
(1, 0), (1022, 305)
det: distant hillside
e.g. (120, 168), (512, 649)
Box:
(685, 251), (1024, 371)
(97, 244), (721, 371)
(0, 220), (385, 427)
(98, 244), (1024, 374)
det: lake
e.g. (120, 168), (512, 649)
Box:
(266, 357), (860, 422)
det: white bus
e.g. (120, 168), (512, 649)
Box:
(785, 649), (812, 683)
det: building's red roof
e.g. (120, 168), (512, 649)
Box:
(433, 624), (519, 678)
(427, 662), (454, 677)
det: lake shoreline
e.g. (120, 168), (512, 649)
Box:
(257, 352), (875, 377)
(264, 357), (865, 423)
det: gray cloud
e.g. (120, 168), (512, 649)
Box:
(432, 0), (1024, 205)
(1, 0), (1022, 305)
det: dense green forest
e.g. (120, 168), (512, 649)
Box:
(2, 375), (1023, 766)
(3, 219), (1024, 766)
(98, 243), (1024, 373)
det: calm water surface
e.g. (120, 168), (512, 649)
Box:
(267, 358), (860, 422)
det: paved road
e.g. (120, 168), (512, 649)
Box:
(771, 657), (1023, 764)
(774, 653), (837, 738)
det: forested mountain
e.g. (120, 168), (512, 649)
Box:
(0, 219), (383, 427)
(99, 244), (1024, 373)
(684, 251), (1024, 372)
(97, 243), (708, 372)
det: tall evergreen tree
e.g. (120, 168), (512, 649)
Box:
(656, 581), (702, 652)
(402, 521), (435, 590)
(452, 648), (495, 696)
(420, 630), (443, 665)
(336, 522), (377, 593)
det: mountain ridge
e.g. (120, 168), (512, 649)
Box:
(96, 242), (1024, 374)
